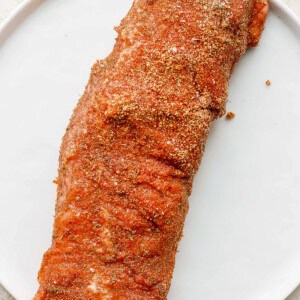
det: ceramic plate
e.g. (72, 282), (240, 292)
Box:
(0, 1), (300, 299)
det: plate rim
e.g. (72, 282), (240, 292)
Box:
(1, 0), (300, 42)
(0, 0), (299, 299)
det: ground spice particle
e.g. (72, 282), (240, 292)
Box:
(226, 112), (235, 120)
(266, 80), (271, 86)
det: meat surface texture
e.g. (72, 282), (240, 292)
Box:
(35, 0), (268, 299)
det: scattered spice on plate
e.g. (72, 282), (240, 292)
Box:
(226, 112), (235, 120)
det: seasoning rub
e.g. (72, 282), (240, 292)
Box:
(35, 0), (269, 299)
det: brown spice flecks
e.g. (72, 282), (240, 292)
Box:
(34, 1), (269, 299)
(266, 80), (271, 86)
(226, 112), (236, 120)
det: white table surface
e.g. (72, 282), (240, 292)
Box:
(0, 0), (299, 299)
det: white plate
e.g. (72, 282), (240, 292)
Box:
(0, 1), (300, 299)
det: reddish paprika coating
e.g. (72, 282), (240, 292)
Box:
(35, 0), (268, 299)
